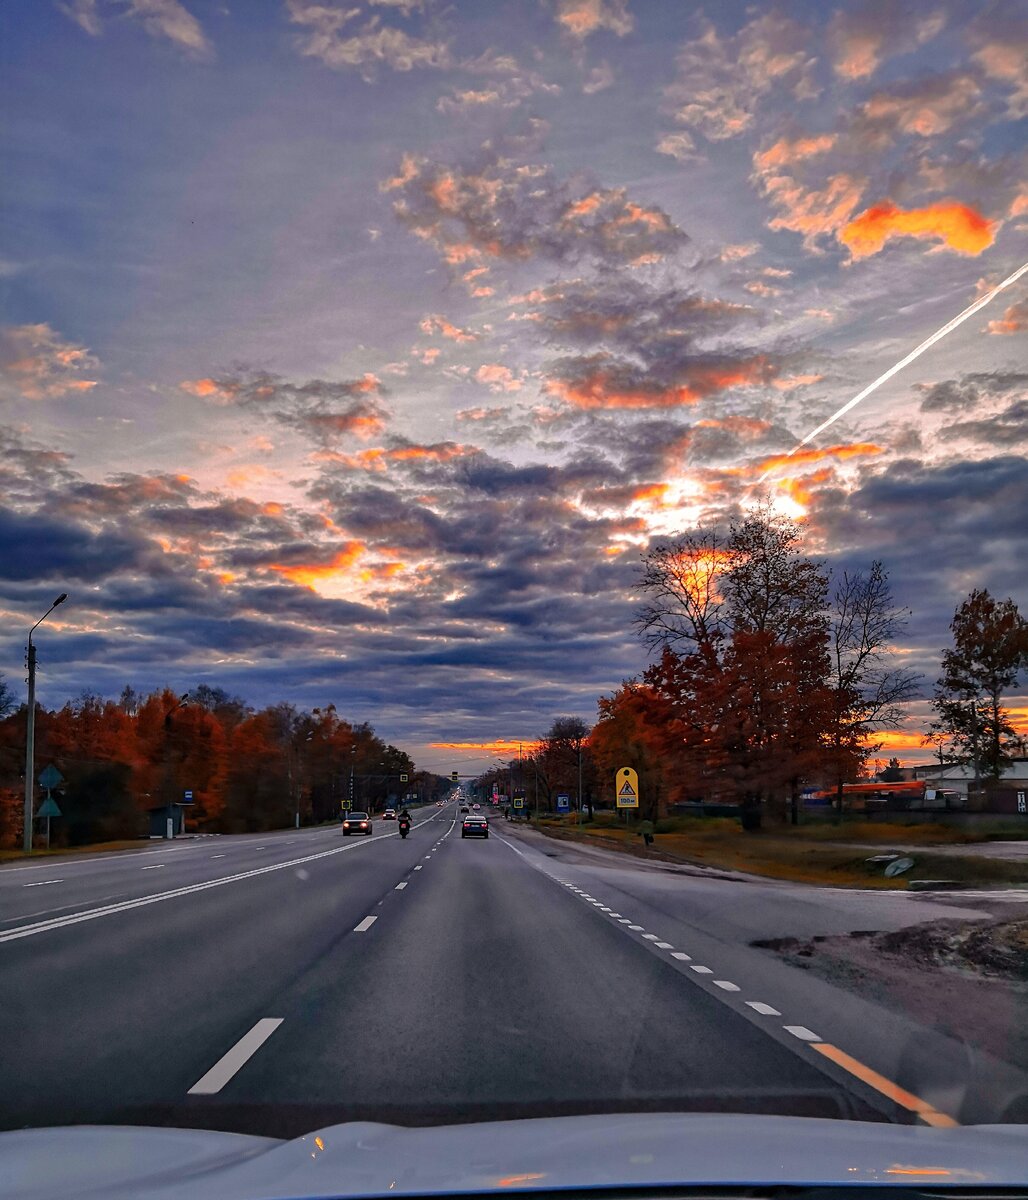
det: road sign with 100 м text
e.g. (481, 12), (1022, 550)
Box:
(615, 767), (640, 808)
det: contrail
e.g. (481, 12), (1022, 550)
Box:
(758, 259), (1028, 483)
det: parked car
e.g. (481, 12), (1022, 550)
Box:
(342, 812), (372, 836)
(461, 815), (489, 839)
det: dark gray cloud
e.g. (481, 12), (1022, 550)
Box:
(384, 148), (687, 268)
(917, 370), (1027, 412)
(947, 399), (1028, 446)
(186, 370), (389, 447)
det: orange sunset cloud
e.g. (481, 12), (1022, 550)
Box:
(839, 200), (995, 258)
(757, 442), (884, 475)
(547, 357), (776, 410)
(270, 542), (366, 588)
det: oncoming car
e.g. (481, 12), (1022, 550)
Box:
(382, 808), (396, 820)
(341, 812), (372, 836)
(461, 815), (489, 839)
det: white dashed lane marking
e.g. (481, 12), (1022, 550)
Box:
(141, 865), (165, 871)
(746, 1001), (781, 1016)
(353, 916), (377, 933)
(23, 880), (63, 887)
(533, 860), (961, 1128)
(394, 882), (407, 890)
(188, 1018), (283, 1095)
(414, 865), (423, 871)
(784, 1025), (822, 1041)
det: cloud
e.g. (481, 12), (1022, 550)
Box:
(59, 0), (212, 56)
(753, 134), (836, 175)
(664, 11), (817, 142)
(916, 370), (1027, 413)
(386, 149), (686, 268)
(419, 314), (477, 342)
(987, 299), (1028, 335)
(838, 199), (996, 258)
(583, 61), (615, 93)
(946, 399), (1028, 447)
(545, 350), (778, 409)
(286, 0), (451, 79)
(1, 323), (99, 400)
(554, 0), (633, 40)
(269, 542), (367, 588)
(853, 72), (983, 142)
(764, 173), (867, 252)
(531, 277), (758, 357)
(968, 5), (1028, 119)
(757, 442), (884, 476)
(828, 1), (945, 81)
(475, 363), (522, 392)
(654, 131), (699, 162)
(181, 370), (389, 446)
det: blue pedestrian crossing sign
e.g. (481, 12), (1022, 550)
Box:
(615, 767), (640, 808)
(556, 793), (570, 812)
(512, 795), (525, 809)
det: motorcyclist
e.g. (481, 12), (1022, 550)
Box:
(398, 808), (412, 834)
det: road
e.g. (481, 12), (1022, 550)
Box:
(1, 803), (1026, 1139)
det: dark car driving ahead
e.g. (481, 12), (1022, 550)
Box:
(461, 815), (489, 839)
(341, 812), (372, 836)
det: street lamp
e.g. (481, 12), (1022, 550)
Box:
(23, 593), (67, 853)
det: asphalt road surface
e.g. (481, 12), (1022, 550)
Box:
(1, 803), (1026, 1138)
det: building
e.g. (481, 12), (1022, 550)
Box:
(913, 758), (1028, 801)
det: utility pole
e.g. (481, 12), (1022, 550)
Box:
(23, 594), (67, 853)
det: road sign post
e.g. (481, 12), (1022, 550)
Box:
(556, 793), (570, 813)
(615, 767), (640, 816)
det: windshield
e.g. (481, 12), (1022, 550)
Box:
(1, 0), (1027, 1191)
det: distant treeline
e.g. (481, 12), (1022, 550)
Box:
(0, 683), (441, 848)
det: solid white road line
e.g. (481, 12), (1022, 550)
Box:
(784, 1025), (821, 1041)
(140, 865), (165, 870)
(745, 1002), (781, 1016)
(187, 1018), (283, 1095)
(23, 880), (63, 887)
(0, 836), (390, 946)
(395, 882), (407, 890)
(210, 854), (226, 859)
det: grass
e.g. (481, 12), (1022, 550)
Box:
(530, 817), (1028, 889)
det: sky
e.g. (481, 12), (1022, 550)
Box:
(1, 0), (1026, 774)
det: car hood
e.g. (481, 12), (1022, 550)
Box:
(3, 1114), (1027, 1199)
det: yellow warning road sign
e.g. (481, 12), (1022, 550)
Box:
(615, 766), (639, 808)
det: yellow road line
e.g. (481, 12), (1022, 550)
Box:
(813, 1042), (958, 1127)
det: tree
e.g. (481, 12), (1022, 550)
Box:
(636, 506), (834, 828)
(931, 590), (1028, 783)
(879, 757), (904, 783)
(826, 562), (921, 817)
(538, 716), (593, 817)
(0, 673), (15, 720)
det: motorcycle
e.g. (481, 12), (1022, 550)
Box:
(398, 819), (411, 839)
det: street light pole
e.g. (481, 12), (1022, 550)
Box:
(23, 594), (67, 854)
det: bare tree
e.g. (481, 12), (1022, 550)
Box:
(0, 672), (15, 720)
(827, 562), (921, 816)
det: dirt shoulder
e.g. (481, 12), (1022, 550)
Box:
(525, 820), (1028, 889)
(753, 918), (1028, 1070)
